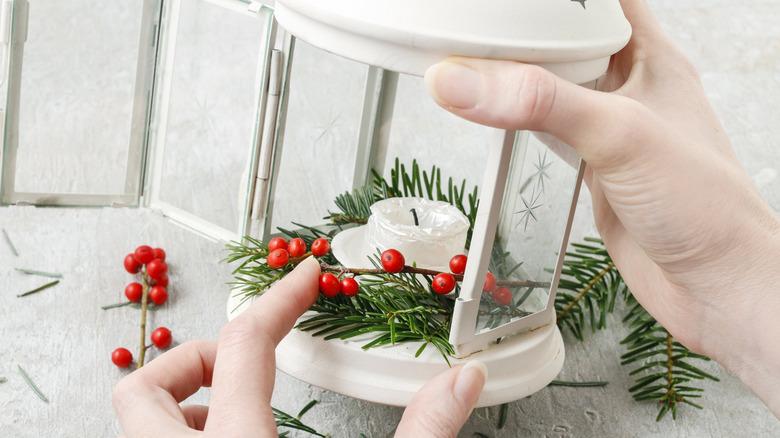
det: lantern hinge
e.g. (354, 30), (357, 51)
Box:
(250, 48), (283, 224)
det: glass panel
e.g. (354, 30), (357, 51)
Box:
(380, 73), (489, 190)
(473, 133), (580, 334)
(12, 0), (144, 195)
(153, 0), (268, 234)
(269, 40), (368, 231)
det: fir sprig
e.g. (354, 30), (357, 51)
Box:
(621, 295), (719, 421)
(274, 400), (327, 437)
(554, 237), (718, 420)
(227, 236), (456, 361)
(555, 237), (624, 340)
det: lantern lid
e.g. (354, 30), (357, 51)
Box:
(274, 0), (631, 83)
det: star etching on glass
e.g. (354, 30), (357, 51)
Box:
(514, 189), (544, 232)
(532, 150), (552, 195)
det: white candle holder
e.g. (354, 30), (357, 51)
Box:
(332, 197), (470, 270)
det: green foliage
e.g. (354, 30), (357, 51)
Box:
(226, 229), (456, 361)
(554, 237), (718, 421)
(555, 237), (624, 340)
(274, 400), (326, 437)
(621, 295), (719, 421)
(298, 256), (455, 362)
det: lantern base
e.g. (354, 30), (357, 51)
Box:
(227, 293), (564, 407)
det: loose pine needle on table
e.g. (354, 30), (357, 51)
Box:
(17, 280), (60, 298)
(2, 228), (19, 256)
(17, 365), (49, 403)
(14, 268), (64, 279)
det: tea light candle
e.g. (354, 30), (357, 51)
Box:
(366, 198), (470, 268)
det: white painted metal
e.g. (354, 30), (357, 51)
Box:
(259, 31), (295, 240)
(250, 49), (282, 224)
(274, 0), (631, 83)
(0, 0), (160, 207)
(145, 0), (275, 242)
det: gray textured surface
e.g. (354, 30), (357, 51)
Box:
(1, 0), (780, 437)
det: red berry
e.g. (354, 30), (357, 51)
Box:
(268, 237), (288, 252)
(154, 274), (169, 287)
(123, 253), (141, 274)
(150, 327), (172, 349)
(311, 238), (331, 257)
(381, 249), (405, 273)
(449, 254), (468, 275)
(319, 273), (341, 298)
(111, 347), (133, 368)
(152, 247), (166, 262)
(124, 282), (143, 303)
(483, 271), (497, 293)
(432, 273), (456, 295)
(287, 238), (307, 258)
(149, 285), (168, 305)
(340, 277), (359, 297)
(493, 287), (513, 306)
(134, 245), (155, 265)
(146, 259), (168, 280)
(267, 248), (290, 269)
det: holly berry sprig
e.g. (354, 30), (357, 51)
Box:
(110, 245), (174, 369)
(259, 237), (548, 305)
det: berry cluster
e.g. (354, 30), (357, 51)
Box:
(380, 249), (513, 305)
(265, 237), (330, 270)
(111, 245), (174, 368)
(481, 270), (512, 306)
(318, 273), (360, 298)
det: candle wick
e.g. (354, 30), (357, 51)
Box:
(410, 208), (420, 226)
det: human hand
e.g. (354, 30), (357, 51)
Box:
(424, 0), (780, 416)
(112, 257), (486, 437)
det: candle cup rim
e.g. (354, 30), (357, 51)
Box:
(369, 197), (471, 238)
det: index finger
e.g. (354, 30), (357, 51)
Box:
(205, 256), (320, 434)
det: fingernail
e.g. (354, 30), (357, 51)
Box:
(298, 255), (321, 271)
(453, 360), (488, 405)
(425, 61), (483, 110)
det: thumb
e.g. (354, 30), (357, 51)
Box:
(395, 361), (487, 438)
(424, 57), (656, 172)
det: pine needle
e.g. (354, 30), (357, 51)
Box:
(497, 403), (509, 429)
(549, 380), (609, 388)
(14, 268), (64, 279)
(17, 365), (49, 403)
(17, 280), (60, 298)
(273, 400), (326, 437)
(101, 301), (133, 310)
(2, 228), (19, 256)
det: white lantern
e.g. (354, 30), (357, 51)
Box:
(0, 0), (630, 408)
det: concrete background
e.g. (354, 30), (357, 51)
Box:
(1, 0), (779, 436)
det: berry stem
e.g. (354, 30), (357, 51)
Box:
(137, 271), (150, 369)
(318, 263), (549, 289)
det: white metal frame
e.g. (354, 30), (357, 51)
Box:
(449, 129), (585, 356)
(257, 29), (584, 357)
(255, 32), (398, 240)
(0, 0), (161, 207)
(145, 0), (276, 242)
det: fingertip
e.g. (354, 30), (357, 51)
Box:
(270, 256), (320, 303)
(454, 360), (487, 407)
(424, 58), (483, 111)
